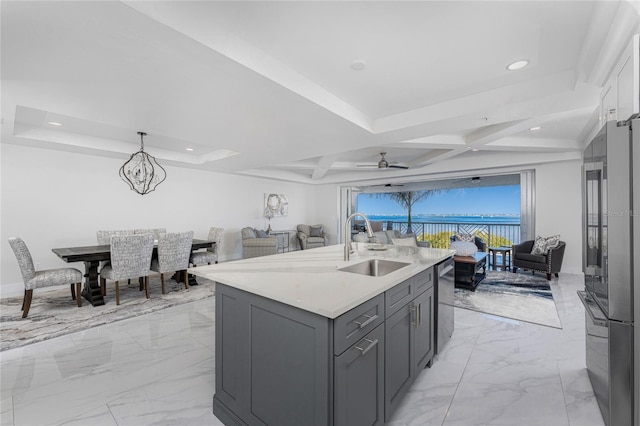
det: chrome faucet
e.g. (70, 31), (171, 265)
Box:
(344, 212), (375, 261)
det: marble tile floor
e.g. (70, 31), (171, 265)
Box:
(0, 273), (603, 425)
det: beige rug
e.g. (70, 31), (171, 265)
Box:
(0, 276), (215, 351)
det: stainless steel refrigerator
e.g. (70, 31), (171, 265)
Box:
(579, 115), (639, 426)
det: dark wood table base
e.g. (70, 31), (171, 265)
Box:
(82, 260), (106, 306)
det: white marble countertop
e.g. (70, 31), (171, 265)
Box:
(189, 243), (455, 319)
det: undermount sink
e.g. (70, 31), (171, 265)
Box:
(338, 259), (411, 277)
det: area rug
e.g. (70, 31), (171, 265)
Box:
(0, 276), (215, 352)
(454, 271), (562, 328)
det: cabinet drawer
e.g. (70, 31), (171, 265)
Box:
(414, 267), (434, 296)
(334, 294), (384, 355)
(385, 277), (413, 318)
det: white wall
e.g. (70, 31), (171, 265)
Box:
(534, 160), (583, 274)
(0, 143), (585, 298)
(0, 144), (329, 297)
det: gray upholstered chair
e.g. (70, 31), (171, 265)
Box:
(134, 228), (166, 239)
(296, 224), (328, 250)
(151, 231), (193, 294)
(97, 229), (142, 289)
(512, 240), (566, 280)
(190, 227), (224, 266)
(99, 234), (154, 305)
(241, 227), (278, 258)
(96, 229), (135, 245)
(8, 237), (83, 318)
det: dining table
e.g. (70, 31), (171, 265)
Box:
(52, 239), (214, 306)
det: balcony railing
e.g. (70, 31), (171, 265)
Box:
(385, 221), (521, 250)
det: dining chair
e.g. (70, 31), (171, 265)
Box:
(134, 228), (166, 240)
(151, 231), (194, 294)
(99, 234), (154, 305)
(8, 237), (83, 318)
(97, 229), (143, 290)
(190, 227), (224, 266)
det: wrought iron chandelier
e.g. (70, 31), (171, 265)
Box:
(119, 132), (167, 195)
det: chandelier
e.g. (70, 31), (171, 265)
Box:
(119, 132), (167, 195)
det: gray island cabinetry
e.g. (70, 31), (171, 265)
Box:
(188, 245), (454, 426)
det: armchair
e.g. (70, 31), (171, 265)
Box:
(296, 224), (328, 250)
(241, 227), (278, 258)
(512, 240), (566, 280)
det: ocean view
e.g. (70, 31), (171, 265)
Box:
(367, 214), (520, 225)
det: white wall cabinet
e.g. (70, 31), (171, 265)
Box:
(600, 34), (640, 125)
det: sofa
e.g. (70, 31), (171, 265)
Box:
(241, 227), (278, 258)
(512, 239), (566, 280)
(354, 229), (430, 248)
(296, 224), (328, 250)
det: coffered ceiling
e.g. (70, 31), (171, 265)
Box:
(2, 1), (638, 186)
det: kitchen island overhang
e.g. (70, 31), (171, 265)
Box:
(188, 244), (455, 318)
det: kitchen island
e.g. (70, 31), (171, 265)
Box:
(189, 243), (455, 426)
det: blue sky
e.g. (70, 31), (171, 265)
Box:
(357, 185), (520, 215)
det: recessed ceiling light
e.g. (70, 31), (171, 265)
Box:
(350, 60), (366, 71)
(186, 148), (194, 152)
(529, 126), (542, 131)
(47, 121), (62, 126)
(506, 60), (529, 71)
(472, 148), (479, 152)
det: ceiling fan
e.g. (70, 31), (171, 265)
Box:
(357, 152), (410, 170)
(452, 176), (482, 186)
(373, 183), (404, 188)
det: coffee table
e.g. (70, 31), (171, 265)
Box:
(454, 252), (487, 291)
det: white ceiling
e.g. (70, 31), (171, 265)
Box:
(2, 1), (638, 186)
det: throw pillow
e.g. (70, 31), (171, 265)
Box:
(450, 240), (477, 256)
(455, 233), (475, 243)
(241, 228), (257, 239)
(391, 237), (417, 247)
(309, 225), (324, 237)
(545, 234), (561, 250)
(255, 229), (269, 238)
(531, 234), (561, 254)
(531, 235), (548, 254)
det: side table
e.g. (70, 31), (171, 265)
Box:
(268, 230), (295, 253)
(488, 246), (512, 271)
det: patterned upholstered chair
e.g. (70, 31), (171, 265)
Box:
(97, 229), (140, 289)
(96, 229), (135, 245)
(151, 231), (193, 294)
(99, 234), (154, 305)
(190, 227), (224, 266)
(134, 228), (166, 239)
(241, 227), (278, 258)
(296, 224), (328, 250)
(8, 237), (83, 318)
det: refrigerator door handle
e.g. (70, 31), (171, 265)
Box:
(578, 291), (608, 328)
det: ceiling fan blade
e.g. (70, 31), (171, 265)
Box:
(388, 164), (409, 169)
